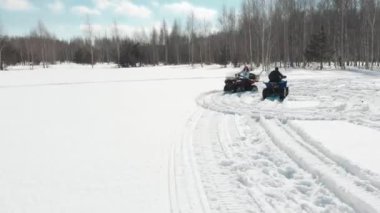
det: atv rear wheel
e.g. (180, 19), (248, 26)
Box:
(262, 88), (269, 100)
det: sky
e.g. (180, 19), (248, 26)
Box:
(0, 0), (241, 40)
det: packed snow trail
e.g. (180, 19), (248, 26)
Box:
(174, 108), (357, 212)
(169, 109), (211, 213)
(260, 117), (380, 212)
(189, 69), (380, 212)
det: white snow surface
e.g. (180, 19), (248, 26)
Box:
(0, 64), (380, 212)
(291, 120), (380, 175)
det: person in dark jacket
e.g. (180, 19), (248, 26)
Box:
(268, 67), (286, 82)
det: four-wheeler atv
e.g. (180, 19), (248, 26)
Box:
(262, 77), (289, 101)
(224, 73), (259, 93)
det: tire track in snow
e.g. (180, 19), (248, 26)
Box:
(217, 114), (275, 212)
(219, 115), (277, 213)
(189, 109), (353, 212)
(196, 91), (345, 121)
(286, 121), (380, 191)
(192, 110), (259, 213)
(168, 142), (178, 213)
(259, 117), (380, 212)
(169, 109), (211, 213)
(231, 115), (354, 212)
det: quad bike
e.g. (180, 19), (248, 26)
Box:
(224, 73), (259, 93)
(262, 77), (289, 101)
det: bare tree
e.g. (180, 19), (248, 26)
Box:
(36, 20), (50, 68)
(187, 12), (196, 67)
(241, 0), (251, 66)
(25, 33), (36, 70)
(150, 28), (158, 65)
(159, 20), (169, 65)
(202, 19), (211, 65)
(363, 0), (378, 69)
(219, 6), (229, 67)
(227, 8), (238, 66)
(85, 15), (94, 68)
(240, 0), (260, 67)
(332, 0), (347, 68)
(112, 21), (121, 68)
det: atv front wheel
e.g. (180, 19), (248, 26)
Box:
(224, 83), (234, 92)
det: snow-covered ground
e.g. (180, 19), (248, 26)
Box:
(0, 64), (380, 212)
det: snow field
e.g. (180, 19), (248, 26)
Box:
(1, 64), (380, 212)
(0, 65), (226, 213)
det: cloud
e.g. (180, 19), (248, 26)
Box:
(0, 0), (32, 11)
(93, 0), (112, 10)
(92, 0), (151, 19)
(151, 1), (159, 7)
(48, 0), (64, 13)
(71, 5), (100, 16)
(114, 1), (151, 19)
(163, 1), (217, 21)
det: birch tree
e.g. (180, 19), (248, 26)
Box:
(186, 12), (195, 67)
(85, 15), (94, 68)
(112, 21), (121, 68)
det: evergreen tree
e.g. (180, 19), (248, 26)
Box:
(150, 28), (158, 65)
(170, 20), (181, 64)
(73, 47), (91, 64)
(217, 44), (228, 67)
(305, 26), (333, 69)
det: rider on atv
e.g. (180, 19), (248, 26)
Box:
(262, 67), (289, 101)
(224, 65), (258, 93)
(237, 65), (250, 79)
(268, 67), (286, 82)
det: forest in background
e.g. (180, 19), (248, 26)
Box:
(1, 0), (380, 70)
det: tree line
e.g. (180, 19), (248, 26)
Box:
(1, 0), (380, 70)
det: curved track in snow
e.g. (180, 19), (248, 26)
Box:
(173, 108), (358, 212)
(173, 73), (380, 212)
(197, 77), (380, 130)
